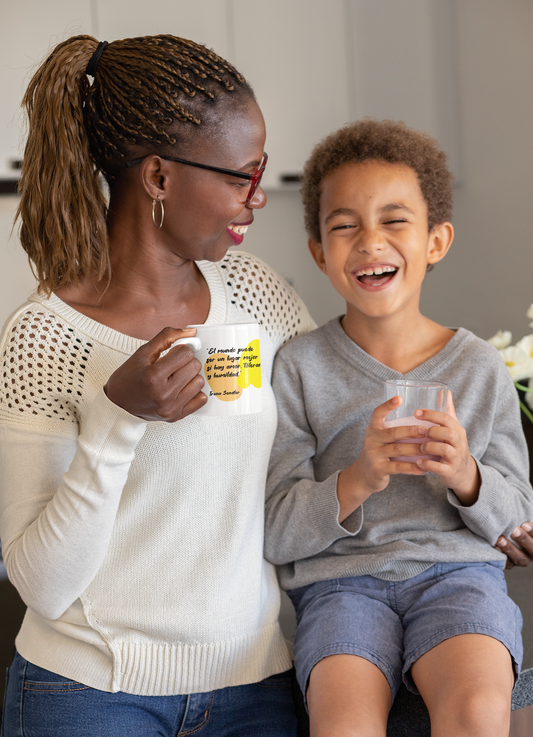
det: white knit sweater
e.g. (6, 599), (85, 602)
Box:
(0, 252), (315, 695)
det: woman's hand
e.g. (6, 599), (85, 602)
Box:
(337, 395), (427, 522)
(105, 327), (207, 422)
(496, 523), (533, 568)
(412, 391), (480, 507)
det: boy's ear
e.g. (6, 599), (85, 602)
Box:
(308, 239), (327, 274)
(427, 221), (454, 266)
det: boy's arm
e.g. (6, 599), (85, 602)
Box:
(265, 353), (363, 566)
(445, 371), (533, 545)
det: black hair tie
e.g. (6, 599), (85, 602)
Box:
(86, 41), (108, 77)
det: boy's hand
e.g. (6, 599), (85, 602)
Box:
(337, 396), (427, 522)
(413, 391), (480, 506)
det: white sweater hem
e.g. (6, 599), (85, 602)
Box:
(16, 613), (292, 695)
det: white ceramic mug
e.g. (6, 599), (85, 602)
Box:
(174, 322), (262, 416)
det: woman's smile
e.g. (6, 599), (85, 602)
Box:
(227, 219), (253, 246)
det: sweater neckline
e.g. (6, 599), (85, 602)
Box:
(325, 316), (469, 381)
(30, 260), (227, 354)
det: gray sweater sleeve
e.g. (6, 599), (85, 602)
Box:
(265, 352), (363, 566)
(447, 365), (532, 544)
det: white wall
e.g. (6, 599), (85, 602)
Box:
(242, 0), (533, 340)
(419, 0), (533, 342)
(1, 0), (532, 343)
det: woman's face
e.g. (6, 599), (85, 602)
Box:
(155, 99), (267, 264)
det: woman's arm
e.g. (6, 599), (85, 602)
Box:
(0, 324), (205, 620)
(0, 389), (146, 620)
(497, 523), (533, 567)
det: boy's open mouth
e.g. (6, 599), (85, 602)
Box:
(354, 265), (398, 287)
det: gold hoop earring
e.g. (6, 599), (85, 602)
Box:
(152, 198), (165, 229)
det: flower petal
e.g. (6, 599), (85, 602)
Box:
(488, 330), (513, 350)
(499, 346), (533, 380)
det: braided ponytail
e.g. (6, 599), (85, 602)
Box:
(17, 35), (109, 294)
(16, 34), (254, 294)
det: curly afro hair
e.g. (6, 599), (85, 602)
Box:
(302, 119), (453, 244)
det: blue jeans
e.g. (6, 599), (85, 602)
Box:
(1, 652), (297, 736)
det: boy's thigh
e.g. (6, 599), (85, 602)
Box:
(402, 562), (523, 693)
(287, 577), (404, 704)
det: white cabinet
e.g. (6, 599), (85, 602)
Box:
(0, 0), (92, 178)
(230, 0), (460, 186)
(1, 0), (461, 183)
(230, 0), (351, 190)
(348, 0), (461, 179)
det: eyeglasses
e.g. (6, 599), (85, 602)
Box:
(125, 152), (268, 205)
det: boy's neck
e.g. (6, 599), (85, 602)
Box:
(341, 309), (455, 374)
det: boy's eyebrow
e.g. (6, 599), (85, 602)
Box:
(325, 203), (416, 224)
(379, 203), (416, 215)
(324, 208), (356, 224)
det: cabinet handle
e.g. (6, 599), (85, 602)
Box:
(279, 173), (303, 184)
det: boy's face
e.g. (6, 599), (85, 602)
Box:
(309, 160), (453, 325)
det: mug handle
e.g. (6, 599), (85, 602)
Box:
(171, 337), (202, 353)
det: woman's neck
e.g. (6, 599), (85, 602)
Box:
(54, 189), (213, 340)
(54, 260), (210, 340)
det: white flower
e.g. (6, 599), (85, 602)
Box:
(516, 335), (533, 359)
(487, 330), (513, 350)
(527, 304), (533, 327)
(499, 345), (533, 381)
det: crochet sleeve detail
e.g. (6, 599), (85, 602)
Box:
(0, 307), (91, 430)
(220, 252), (313, 346)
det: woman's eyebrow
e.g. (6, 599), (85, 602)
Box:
(239, 157), (263, 170)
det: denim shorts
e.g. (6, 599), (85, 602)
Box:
(1, 651), (297, 737)
(287, 562), (523, 703)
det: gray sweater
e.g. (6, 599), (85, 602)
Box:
(265, 318), (533, 590)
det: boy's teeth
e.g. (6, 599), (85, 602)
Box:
(356, 265), (396, 276)
(228, 224), (249, 235)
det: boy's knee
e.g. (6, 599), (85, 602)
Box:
(432, 688), (511, 735)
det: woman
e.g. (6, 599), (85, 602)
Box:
(0, 35), (314, 736)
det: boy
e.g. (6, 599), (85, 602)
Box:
(265, 120), (532, 737)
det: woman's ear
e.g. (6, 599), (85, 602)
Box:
(139, 156), (170, 201)
(308, 239), (328, 274)
(427, 221), (454, 266)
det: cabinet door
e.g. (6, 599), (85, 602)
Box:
(348, 0), (461, 179)
(0, 0), (92, 178)
(230, 0), (351, 190)
(96, 0), (230, 58)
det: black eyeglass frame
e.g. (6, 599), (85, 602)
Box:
(125, 152), (268, 204)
